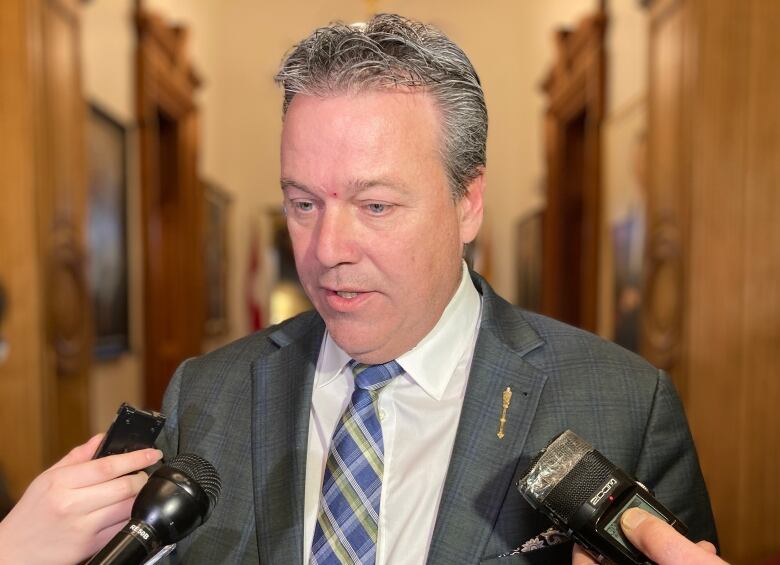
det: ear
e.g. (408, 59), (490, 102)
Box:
(457, 168), (485, 245)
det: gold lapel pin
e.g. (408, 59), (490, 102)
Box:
(497, 386), (512, 439)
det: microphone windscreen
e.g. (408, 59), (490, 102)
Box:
(520, 429), (593, 501)
(166, 453), (222, 510)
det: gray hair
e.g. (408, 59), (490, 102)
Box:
(274, 13), (487, 199)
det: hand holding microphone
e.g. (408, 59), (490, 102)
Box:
(87, 453), (222, 565)
(518, 430), (719, 565)
(0, 434), (162, 565)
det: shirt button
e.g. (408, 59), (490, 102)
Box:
(378, 409), (387, 421)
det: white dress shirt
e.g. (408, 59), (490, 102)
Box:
(303, 262), (482, 564)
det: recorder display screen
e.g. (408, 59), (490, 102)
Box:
(602, 493), (667, 551)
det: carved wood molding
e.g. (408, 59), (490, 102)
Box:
(642, 217), (684, 369)
(46, 226), (90, 377)
(135, 10), (201, 86)
(542, 11), (607, 121)
(135, 9), (201, 122)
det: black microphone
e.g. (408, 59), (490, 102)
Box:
(87, 453), (222, 565)
(517, 430), (687, 565)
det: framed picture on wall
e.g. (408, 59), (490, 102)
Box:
(203, 181), (231, 336)
(86, 104), (129, 359)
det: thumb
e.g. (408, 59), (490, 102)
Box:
(620, 508), (721, 565)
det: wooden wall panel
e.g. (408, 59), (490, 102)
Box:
(0, 0), (47, 498)
(647, 0), (780, 561)
(0, 0), (90, 496)
(39, 0), (91, 461)
(737, 0), (780, 557)
(685, 0), (750, 558)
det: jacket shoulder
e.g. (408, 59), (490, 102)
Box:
(521, 309), (656, 377)
(177, 310), (323, 389)
(474, 270), (657, 383)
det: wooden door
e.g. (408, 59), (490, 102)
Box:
(136, 9), (204, 410)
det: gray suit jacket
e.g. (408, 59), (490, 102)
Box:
(156, 273), (716, 564)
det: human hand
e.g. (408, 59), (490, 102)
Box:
(0, 433), (163, 565)
(571, 507), (724, 565)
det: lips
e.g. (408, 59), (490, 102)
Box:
(322, 287), (374, 312)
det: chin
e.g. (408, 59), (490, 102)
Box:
(329, 327), (387, 360)
(331, 332), (376, 356)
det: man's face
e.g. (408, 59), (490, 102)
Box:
(280, 90), (483, 364)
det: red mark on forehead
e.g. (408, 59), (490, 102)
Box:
(332, 191), (338, 197)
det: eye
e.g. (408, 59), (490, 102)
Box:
(365, 202), (392, 215)
(293, 200), (315, 213)
(283, 197), (318, 217)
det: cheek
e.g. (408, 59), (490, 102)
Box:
(383, 223), (457, 282)
(288, 227), (313, 271)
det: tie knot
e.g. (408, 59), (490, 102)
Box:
(349, 359), (403, 391)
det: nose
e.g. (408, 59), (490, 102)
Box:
(314, 205), (359, 268)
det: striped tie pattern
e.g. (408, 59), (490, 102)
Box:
(310, 359), (404, 565)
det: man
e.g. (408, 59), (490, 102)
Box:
(0, 13), (717, 565)
(151, 13), (716, 564)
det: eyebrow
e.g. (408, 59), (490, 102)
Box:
(280, 176), (410, 196)
(280, 178), (310, 192)
(346, 177), (410, 195)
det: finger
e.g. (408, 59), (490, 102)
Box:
(697, 540), (718, 555)
(621, 508), (723, 565)
(59, 448), (162, 488)
(51, 434), (105, 469)
(572, 543), (599, 565)
(83, 508), (135, 559)
(68, 471), (149, 514)
(85, 495), (136, 537)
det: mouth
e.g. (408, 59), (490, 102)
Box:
(322, 287), (374, 311)
(335, 290), (360, 299)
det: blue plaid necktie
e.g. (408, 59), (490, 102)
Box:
(310, 359), (404, 565)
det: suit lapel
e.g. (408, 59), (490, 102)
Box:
(251, 313), (325, 564)
(427, 275), (549, 564)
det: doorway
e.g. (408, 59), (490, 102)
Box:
(136, 9), (204, 409)
(540, 11), (607, 332)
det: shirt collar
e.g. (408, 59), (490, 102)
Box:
(396, 262), (481, 400)
(316, 333), (353, 389)
(316, 262), (482, 401)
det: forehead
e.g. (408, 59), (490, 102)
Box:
(282, 89), (442, 141)
(280, 90), (447, 186)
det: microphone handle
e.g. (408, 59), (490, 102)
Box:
(86, 521), (158, 565)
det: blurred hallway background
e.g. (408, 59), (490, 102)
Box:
(0, 0), (777, 562)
